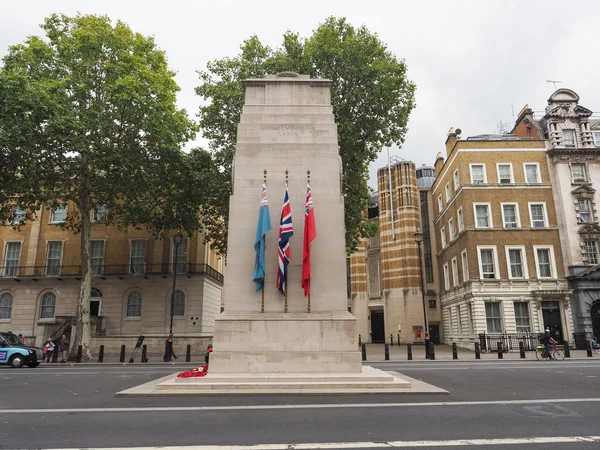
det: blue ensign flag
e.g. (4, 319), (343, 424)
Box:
(252, 184), (272, 291)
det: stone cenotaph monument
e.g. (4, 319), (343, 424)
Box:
(156, 73), (412, 393)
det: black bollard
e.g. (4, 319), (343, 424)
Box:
(141, 344), (148, 363)
(361, 343), (367, 361)
(186, 344), (191, 363)
(587, 341), (594, 357)
(452, 343), (458, 360)
(358, 334), (362, 347)
(98, 345), (104, 363)
(497, 341), (503, 359)
(474, 342), (481, 359)
(407, 343), (412, 360)
(385, 344), (390, 361)
(425, 338), (431, 359)
(390, 334), (394, 346)
(119, 345), (126, 363)
(75, 345), (82, 363)
(429, 342), (435, 360)
(519, 341), (525, 359)
(564, 341), (570, 358)
(398, 334), (401, 346)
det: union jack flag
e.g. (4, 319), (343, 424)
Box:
(276, 186), (293, 295)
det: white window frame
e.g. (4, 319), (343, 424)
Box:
(593, 131), (600, 147)
(126, 291), (142, 319)
(443, 263), (450, 290)
(563, 129), (576, 147)
(445, 182), (451, 202)
(570, 163), (587, 183)
(172, 237), (188, 274)
(11, 206), (26, 225)
(0, 292), (13, 321)
(451, 257), (459, 287)
(50, 205), (67, 224)
(438, 194), (443, 214)
(91, 205), (108, 222)
(473, 202), (493, 228)
(448, 218), (455, 241)
(129, 239), (147, 275)
(533, 245), (557, 279)
(584, 239), (599, 265)
(513, 301), (532, 333)
(523, 162), (541, 184)
(453, 169), (460, 191)
(500, 202), (520, 229)
(505, 245), (528, 279)
(485, 302), (503, 333)
(3, 241), (22, 277)
(441, 227), (447, 248)
(90, 240), (105, 276)
(528, 202), (548, 228)
(457, 207), (464, 232)
(496, 163), (514, 184)
(469, 163), (487, 184)
(45, 241), (63, 277)
(578, 198), (594, 223)
(39, 291), (56, 320)
(461, 248), (469, 283)
(477, 245), (500, 279)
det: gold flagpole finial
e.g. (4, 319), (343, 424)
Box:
(264, 169), (267, 184)
(285, 168), (289, 184)
(307, 169), (311, 184)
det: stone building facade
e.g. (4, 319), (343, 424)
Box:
(0, 203), (223, 352)
(433, 129), (572, 348)
(512, 89), (600, 344)
(350, 160), (441, 344)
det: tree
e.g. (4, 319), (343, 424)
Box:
(0, 14), (198, 359)
(196, 17), (416, 254)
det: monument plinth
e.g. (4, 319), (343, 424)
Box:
(210, 73), (361, 373)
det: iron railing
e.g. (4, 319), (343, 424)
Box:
(0, 263), (223, 284)
(478, 332), (540, 352)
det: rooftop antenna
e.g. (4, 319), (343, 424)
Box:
(511, 105), (515, 121)
(546, 80), (562, 90)
(497, 120), (511, 134)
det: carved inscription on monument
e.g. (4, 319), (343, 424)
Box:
(262, 124), (302, 142)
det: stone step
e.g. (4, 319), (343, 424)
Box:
(158, 380), (410, 390)
(170, 374), (396, 383)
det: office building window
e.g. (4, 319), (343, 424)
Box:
(448, 218), (455, 241)
(443, 263), (450, 290)
(514, 302), (531, 333)
(453, 169), (459, 191)
(524, 163), (540, 184)
(585, 240), (598, 265)
(571, 163), (587, 183)
(529, 203), (547, 228)
(578, 199), (593, 223)
(173, 290), (185, 317)
(40, 292), (56, 319)
(11, 206), (26, 225)
(593, 131), (600, 147)
(534, 247), (555, 278)
(445, 183), (451, 202)
(90, 240), (105, 276)
(172, 237), (188, 274)
(507, 248), (525, 279)
(474, 203), (492, 228)
(563, 129), (576, 147)
(497, 163), (513, 184)
(50, 205), (67, 223)
(461, 249), (469, 283)
(126, 291), (142, 318)
(130, 240), (147, 274)
(92, 205), (108, 222)
(457, 208), (464, 232)
(485, 302), (502, 333)
(502, 203), (519, 228)
(470, 164), (486, 184)
(438, 195), (443, 214)
(478, 247), (497, 279)
(452, 257), (459, 287)
(0, 292), (13, 320)
(45, 241), (62, 276)
(441, 227), (447, 248)
(3, 242), (21, 277)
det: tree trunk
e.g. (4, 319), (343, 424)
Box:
(76, 204), (93, 360)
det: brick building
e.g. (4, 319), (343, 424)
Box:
(433, 128), (572, 348)
(0, 203), (223, 353)
(512, 89), (600, 344)
(350, 159), (441, 344)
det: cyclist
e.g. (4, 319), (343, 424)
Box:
(542, 328), (557, 360)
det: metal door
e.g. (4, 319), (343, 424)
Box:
(370, 311), (385, 343)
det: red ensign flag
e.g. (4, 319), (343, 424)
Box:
(302, 184), (316, 296)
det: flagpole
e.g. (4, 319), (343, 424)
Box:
(307, 169), (311, 314)
(262, 169), (267, 313)
(284, 168), (289, 314)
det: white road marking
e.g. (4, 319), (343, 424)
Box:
(2, 397), (600, 414)
(48, 435), (600, 449)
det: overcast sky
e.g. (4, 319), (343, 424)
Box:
(2, 1), (598, 188)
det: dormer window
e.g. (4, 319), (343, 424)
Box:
(563, 129), (576, 147)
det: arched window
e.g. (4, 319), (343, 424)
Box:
(91, 288), (102, 298)
(0, 292), (13, 320)
(126, 291), (142, 318)
(173, 290), (185, 317)
(40, 292), (56, 319)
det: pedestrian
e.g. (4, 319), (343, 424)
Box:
(205, 344), (213, 364)
(17, 334), (24, 344)
(164, 333), (178, 361)
(592, 336), (600, 354)
(43, 338), (55, 363)
(58, 334), (69, 363)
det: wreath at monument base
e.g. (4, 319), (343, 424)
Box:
(177, 364), (208, 378)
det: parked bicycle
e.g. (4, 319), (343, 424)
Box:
(535, 342), (565, 361)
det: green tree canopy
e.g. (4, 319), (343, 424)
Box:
(196, 17), (416, 254)
(0, 14), (207, 359)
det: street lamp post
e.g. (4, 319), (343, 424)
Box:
(414, 229), (430, 359)
(165, 231), (183, 362)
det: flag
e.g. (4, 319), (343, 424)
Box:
(302, 184), (316, 297)
(276, 186), (293, 295)
(252, 184), (271, 292)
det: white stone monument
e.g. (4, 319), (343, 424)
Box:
(154, 74), (416, 393)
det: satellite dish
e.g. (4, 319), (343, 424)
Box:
(455, 128), (462, 135)
(523, 118), (530, 124)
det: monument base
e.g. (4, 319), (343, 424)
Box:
(209, 311), (361, 373)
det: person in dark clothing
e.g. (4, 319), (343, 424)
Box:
(164, 333), (178, 361)
(17, 334), (25, 344)
(205, 344), (213, 364)
(58, 334), (70, 363)
(542, 328), (557, 360)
